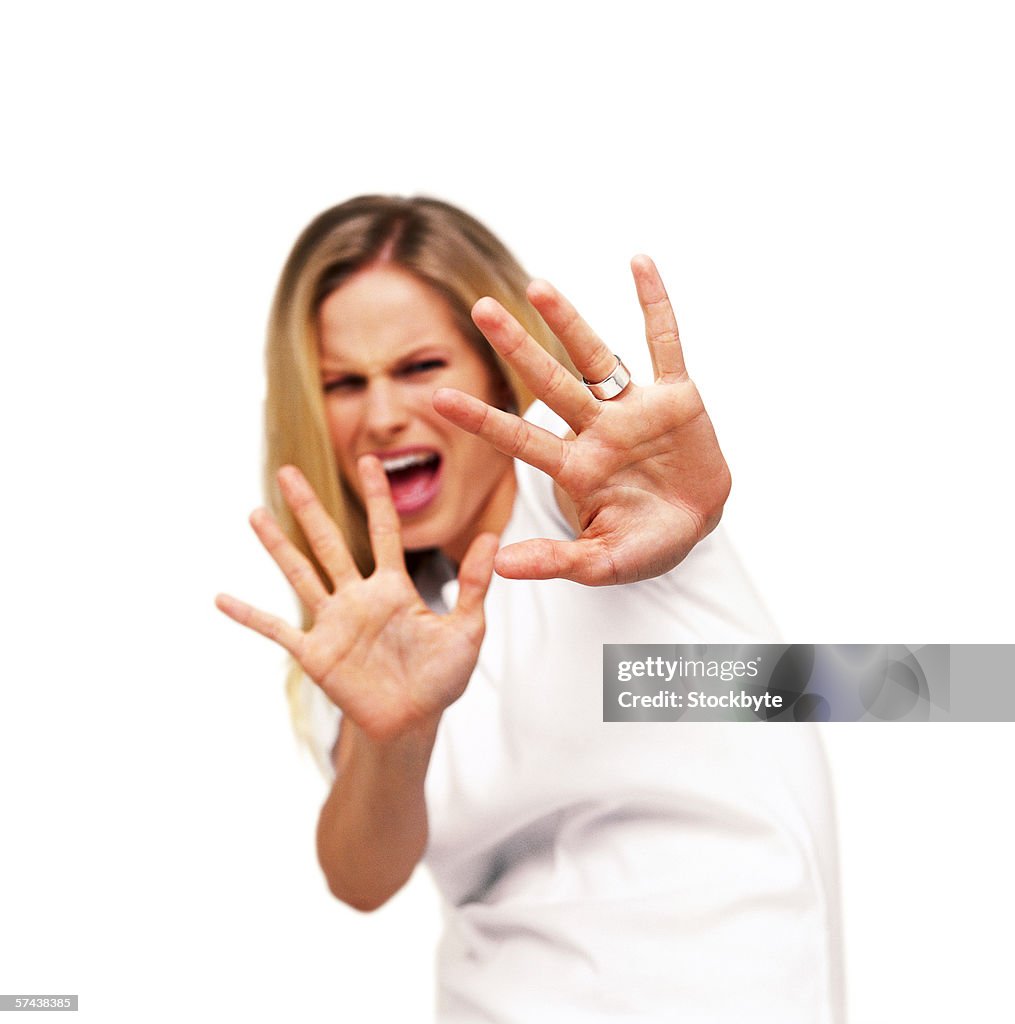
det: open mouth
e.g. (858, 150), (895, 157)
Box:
(380, 451), (442, 515)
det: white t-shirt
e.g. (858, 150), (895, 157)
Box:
(310, 402), (845, 1023)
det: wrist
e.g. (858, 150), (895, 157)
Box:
(355, 710), (441, 767)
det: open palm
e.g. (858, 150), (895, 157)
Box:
(216, 459), (497, 743)
(433, 256), (731, 586)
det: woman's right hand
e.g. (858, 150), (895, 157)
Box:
(216, 457), (498, 743)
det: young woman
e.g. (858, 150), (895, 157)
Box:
(217, 195), (844, 1022)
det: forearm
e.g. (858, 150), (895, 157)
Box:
(315, 714), (439, 912)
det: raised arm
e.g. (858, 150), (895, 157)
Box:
(216, 459), (497, 909)
(433, 255), (730, 587)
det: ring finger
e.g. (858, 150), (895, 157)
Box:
(525, 278), (626, 392)
(249, 507), (330, 611)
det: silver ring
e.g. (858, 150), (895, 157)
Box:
(583, 356), (632, 401)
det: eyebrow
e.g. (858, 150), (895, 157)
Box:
(319, 343), (448, 373)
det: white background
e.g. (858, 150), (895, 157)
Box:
(2, 2), (1012, 1021)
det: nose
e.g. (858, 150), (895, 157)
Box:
(362, 378), (410, 441)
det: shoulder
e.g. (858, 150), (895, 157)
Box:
(504, 403), (778, 640)
(521, 397), (568, 434)
(504, 401), (574, 542)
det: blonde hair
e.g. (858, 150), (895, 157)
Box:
(263, 195), (576, 755)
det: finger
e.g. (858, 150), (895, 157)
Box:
(248, 507), (329, 611)
(215, 592), (305, 656)
(452, 532), (498, 621)
(524, 279), (621, 390)
(631, 254), (686, 381)
(358, 455), (406, 572)
(278, 465), (359, 588)
(494, 537), (619, 586)
(470, 297), (600, 433)
(433, 388), (567, 478)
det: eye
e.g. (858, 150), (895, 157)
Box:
(399, 358), (446, 378)
(322, 375), (366, 394)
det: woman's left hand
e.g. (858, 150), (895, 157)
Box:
(432, 255), (731, 587)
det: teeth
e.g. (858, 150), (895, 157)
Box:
(380, 452), (438, 473)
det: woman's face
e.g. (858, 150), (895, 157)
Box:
(317, 265), (516, 562)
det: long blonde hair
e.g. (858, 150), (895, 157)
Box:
(263, 195), (576, 751)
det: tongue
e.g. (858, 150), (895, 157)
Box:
(387, 463), (438, 514)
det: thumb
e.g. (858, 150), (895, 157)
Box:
(494, 537), (619, 586)
(452, 532), (499, 620)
